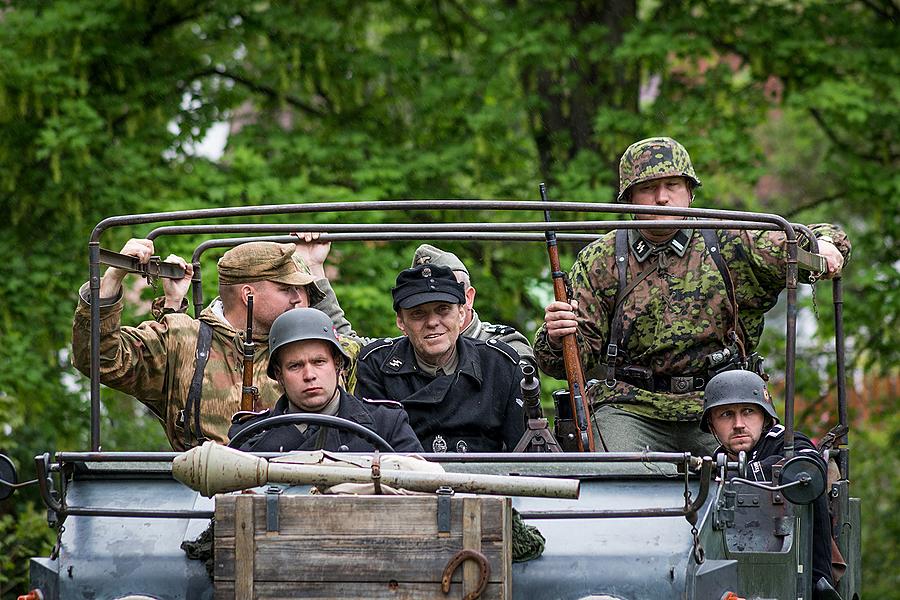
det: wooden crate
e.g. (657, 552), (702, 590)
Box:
(214, 493), (512, 599)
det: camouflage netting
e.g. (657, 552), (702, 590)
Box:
(181, 518), (215, 579)
(511, 508), (546, 562)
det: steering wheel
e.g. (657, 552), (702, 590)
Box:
(227, 413), (395, 452)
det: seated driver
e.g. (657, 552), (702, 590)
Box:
(229, 308), (423, 453)
(701, 370), (839, 599)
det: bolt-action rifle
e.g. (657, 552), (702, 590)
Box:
(240, 293), (260, 413)
(540, 183), (598, 452)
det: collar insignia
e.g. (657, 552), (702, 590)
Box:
(388, 357), (404, 370)
(629, 228), (695, 262)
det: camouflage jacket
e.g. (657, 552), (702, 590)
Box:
(72, 282), (360, 451)
(534, 224), (851, 421)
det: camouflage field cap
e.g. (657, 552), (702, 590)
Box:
(411, 244), (469, 276)
(617, 137), (701, 202)
(217, 242), (326, 305)
(700, 370), (779, 433)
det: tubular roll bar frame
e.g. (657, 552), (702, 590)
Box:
(39, 451), (711, 522)
(87, 200), (824, 457)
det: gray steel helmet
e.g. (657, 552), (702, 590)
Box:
(700, 370), (779, 433)
(266, 308), (350, 379)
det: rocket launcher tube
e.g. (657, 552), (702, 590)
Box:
(173, 442), (580, 499)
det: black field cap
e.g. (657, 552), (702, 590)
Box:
(392, 264), (466, 311)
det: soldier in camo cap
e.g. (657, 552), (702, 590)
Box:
(534, 136), (851, 455)
(411, 243), (538, 375)
(72, 238), (361, 451)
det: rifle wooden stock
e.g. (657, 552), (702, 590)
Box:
(541, 183), (596, 452)
(240, 294), (259, 413)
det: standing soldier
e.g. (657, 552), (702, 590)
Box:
(534, 136), (851, 455)
(72, 239), (360, 450)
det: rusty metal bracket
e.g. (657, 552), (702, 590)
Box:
(436, 486), (454, 534)
(265, 485), (281, 533)
(441, 549), (490, 600)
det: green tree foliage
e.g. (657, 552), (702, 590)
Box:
(0, 0), (896, 594)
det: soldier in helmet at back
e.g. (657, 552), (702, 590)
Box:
(702, 370), (840, 600)
(534, 136), (851, 455)
(229, 308), (423, 453)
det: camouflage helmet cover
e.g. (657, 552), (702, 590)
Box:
(700, 369), (780, 433)
(617, 137), (701, 202)
(267, 307), (351, 379)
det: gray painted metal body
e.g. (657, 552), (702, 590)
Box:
(29, 454), (862, 600)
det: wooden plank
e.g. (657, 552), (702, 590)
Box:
(234, 494), (255, 600)
(462, 497), (482, 597)
(215, 536), (505, 582)
(215, 580), (507, 599)
(214, 494), (504, 540)
(500, 499), (511, 599)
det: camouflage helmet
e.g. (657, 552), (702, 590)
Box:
(700, 370), (779, 433)
(267, 308), (350, 379)
(617, 137), (701, 202)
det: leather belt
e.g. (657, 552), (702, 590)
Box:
(617, 369), (706, 394)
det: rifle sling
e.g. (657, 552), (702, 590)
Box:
(699, 229), (747, 348)
(183, 321), (213, 446)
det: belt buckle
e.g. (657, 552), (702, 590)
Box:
(670, 376), (694, 394)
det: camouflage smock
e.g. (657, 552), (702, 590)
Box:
(534, 224), (850, 421)
(72, 283), (360, 451)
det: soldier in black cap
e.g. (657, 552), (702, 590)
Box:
(356, 264), (526, 453)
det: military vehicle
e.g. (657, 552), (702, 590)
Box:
(2, 199), (860, 599)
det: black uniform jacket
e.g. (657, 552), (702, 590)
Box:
(355, 335), (526, 453)
(228, 389), (424, 453)
(714, 424), (834, 586)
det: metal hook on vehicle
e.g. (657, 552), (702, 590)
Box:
(441, 549), (490, 600)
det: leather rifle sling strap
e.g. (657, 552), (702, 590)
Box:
(699, 229), (749, 350)
(183, 321), (213, 446)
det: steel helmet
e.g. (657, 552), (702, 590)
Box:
(266, 308), (350, 379)
(700, 370), (779, 433)
(617, 137), (701, 202)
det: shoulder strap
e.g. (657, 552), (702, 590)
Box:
(184, 321), (213, 446)
(700, 229), (746, 348)
(603, 230), (649, 384)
